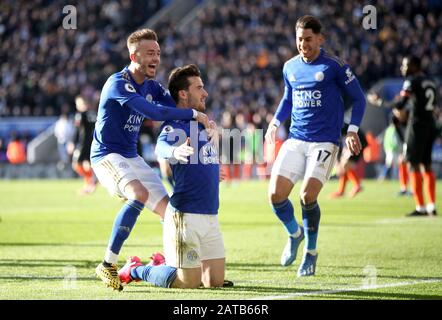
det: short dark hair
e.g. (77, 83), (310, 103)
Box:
(404, 55), (421, 70)
(168, 64), (201, 103)
(295, 15), (322, 34)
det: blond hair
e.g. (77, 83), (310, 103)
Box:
(127, 28), (158, 54)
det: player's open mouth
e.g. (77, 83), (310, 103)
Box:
(148, 65), (157, 71)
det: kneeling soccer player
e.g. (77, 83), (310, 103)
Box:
(118, 64), (228, 288)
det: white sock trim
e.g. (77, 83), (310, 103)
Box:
(104, 249), (118, 264)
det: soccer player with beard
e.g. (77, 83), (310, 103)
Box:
(91, 29), (210, 291)
(117, 64), (229, 289)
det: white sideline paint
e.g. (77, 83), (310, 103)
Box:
(250, 279), (442, 300)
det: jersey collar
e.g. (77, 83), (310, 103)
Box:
(124, 66), (146, 88)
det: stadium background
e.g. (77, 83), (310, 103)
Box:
(0, 0), (441, 178)
(0, 0), (442, 303)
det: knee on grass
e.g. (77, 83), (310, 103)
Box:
(171, 268), (203, 289)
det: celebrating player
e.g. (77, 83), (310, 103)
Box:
(393, 56), (438, 216)
(265, 16), (366, 276)
(117, 64), (228, 289)
(91, 29), (210, 291)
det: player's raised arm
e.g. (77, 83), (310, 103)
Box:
(126, 95), (209, 125)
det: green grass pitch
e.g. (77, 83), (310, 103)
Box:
(0, 178), (441, 300)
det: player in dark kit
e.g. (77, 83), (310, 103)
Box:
(393, 56), (438, 217)
(70, 95), (97, 194)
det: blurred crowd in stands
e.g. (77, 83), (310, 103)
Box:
(0, 0), (441, 178)
(0, 0), (164, 118)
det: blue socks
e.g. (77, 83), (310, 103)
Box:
(108, 199), (144, 255)
(131, 265), (178, 288)
(301, 201), (321, 251)
(271, 199), (299, 235)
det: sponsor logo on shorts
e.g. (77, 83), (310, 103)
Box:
(187, 249), (198, 261)
(119, 162), (129, 169)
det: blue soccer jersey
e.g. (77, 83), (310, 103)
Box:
(91, 67), (195, 163)
(156, 120), (219, 214)
(274, 48), (366, 145)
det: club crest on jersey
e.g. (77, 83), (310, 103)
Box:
(146, 94), (153, 102)
(125, 83), (136, 93)
(315, 71), (324, 82)
(344, 68), (355, 85)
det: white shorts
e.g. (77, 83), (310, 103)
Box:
(163, 204), (225, 269)
(271, 138), (338, 185)
(91, 153), (168, 211)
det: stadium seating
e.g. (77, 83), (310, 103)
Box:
(0, 0), (441, 177)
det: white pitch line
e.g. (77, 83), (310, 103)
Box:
(250, 279), (442, 300)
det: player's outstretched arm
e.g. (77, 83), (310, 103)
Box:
(111, 79), (210, 129)
(126, 95), (207, 124)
